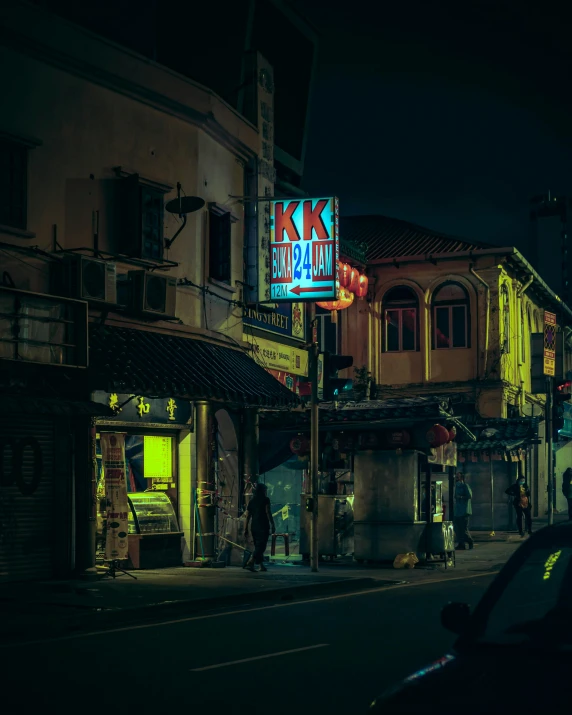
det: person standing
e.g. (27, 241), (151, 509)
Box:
(506, 476), (532, 537)
(243, 482), (275, 572)
(454, 472), (474, 550)
(562, 468), (572, 520)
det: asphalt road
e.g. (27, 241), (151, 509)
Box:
(4, 573), (496, 715)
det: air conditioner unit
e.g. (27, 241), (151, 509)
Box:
(51, 255), (117, 305)
(129, 270), (177, 319)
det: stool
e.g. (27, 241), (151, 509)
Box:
(270, 533), (290, 557)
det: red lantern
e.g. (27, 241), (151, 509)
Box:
(339, 263), (351, 288)
(316, 287), (354, 312)
(290, 436), (310, 455)
(348, 267), (359, 293)
(448, 426), (457, 443)
(356, 273), (368, 299)
(426, 424), (449, 448)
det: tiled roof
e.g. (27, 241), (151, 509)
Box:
(260, 395), (456, 430)
(340, 215), (492, 262)
(89, 325), (299, 408)
(457, 418), (539, 451)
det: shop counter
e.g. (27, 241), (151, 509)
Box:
(127, 492), (183, 569)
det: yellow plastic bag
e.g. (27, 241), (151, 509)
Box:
(393, 552), (419, 569)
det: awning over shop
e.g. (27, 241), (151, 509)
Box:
(456, 418), (539, 459)
(2, 395), (115, 417)
(260, 395), (475, 438)
(88, 325), (299, 408)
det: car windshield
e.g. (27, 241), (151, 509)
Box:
(476, 544), (572, 651)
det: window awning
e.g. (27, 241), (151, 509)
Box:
(88, 325), (299, 408)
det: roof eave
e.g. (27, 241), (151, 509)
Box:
(369, 246), (572, 324)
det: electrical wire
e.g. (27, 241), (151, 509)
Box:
(0, 249), (50, 275)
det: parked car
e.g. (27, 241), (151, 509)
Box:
(370, 522), (572, 713)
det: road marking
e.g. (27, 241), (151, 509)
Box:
(1, 570), (498, 648)
(190, 644), (329, 672)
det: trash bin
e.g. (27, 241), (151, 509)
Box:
(426, 521), (455, 568)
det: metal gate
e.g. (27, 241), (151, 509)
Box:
(0, 416), (56, 582)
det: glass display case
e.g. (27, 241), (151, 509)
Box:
(128, 492), (180, 535)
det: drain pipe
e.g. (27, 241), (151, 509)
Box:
(470, 265), (490, 378)
(517, 275), (534, 412)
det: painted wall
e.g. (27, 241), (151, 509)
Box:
(0, 7), (259, 346)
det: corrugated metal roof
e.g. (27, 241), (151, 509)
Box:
(340, 215), (492, 262)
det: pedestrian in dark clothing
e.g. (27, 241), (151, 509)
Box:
(244, 483), (275, 572)
(454, 472), (474, 550)
(563, 468), (572, 520)
(506, 476), (532, 537)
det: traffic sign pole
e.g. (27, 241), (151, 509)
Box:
(547, 376), (554, 526)
(309, 302), (319, 573)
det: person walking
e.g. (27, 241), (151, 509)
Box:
(562, 468), (572, 520)
(243, 482), (275, 572)
(454, 472), (474, 550)
(506, 475), (532, 537)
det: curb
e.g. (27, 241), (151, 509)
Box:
(0, 576), (385, 644)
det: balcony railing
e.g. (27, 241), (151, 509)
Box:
(0, 285), (88, 368)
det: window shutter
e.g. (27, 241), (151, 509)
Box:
(117, 173), (142, 257)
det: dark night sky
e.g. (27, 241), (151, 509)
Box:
(294, 0), (572, 256)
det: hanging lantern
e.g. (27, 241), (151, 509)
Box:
(316, 287), (354, 312)
(316, 288), (354, 324)
(290, 436), (310, 455)
(348, 267), (359, 293)
(426, 424), (449, 448)
(447, 426), (457, 443)
(356, 273), (369, 299)
(339, 263), (351, 288)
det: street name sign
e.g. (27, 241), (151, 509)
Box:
(269, 196), (339, 302)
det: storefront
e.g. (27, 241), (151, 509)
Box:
(88, 324), (299, 571)
(93, 391), (193, 570)
(259, 396), (472, 563)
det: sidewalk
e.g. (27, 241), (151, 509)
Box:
(0, 539), (520, 644)
(471, 512), (569, 543)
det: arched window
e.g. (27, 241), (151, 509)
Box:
(432, 282), (470, 349)
(383, 286), (418, 352)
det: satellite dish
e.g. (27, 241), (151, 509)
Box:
(165, 196), (205, 216)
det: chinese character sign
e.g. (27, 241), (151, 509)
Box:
(544, 311), (556, 376)
(270, 197), (339, 302)
(100, 433), (129, 561)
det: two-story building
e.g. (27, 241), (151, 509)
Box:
(337, 214), (572, 531)
(0, 0), (305, 582)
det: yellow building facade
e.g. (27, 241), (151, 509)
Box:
(339, 216), (572, 528)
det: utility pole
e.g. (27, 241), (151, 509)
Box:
(546, 376), (554, 526)
(309, 303), (319, 573)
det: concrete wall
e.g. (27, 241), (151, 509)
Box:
(354, 451), (419, 523)
(0, 4), (258, 346)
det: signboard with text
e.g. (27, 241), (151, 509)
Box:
(243, 334), (308, 376)
(544, 311), (557, 376)
(100, 433), (129, 561)
(270, 197), (339, 302)
(92, 392), (193, 427)
(243, 301), (305, 341)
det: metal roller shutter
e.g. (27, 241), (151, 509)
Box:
(0, 417), (56, 583)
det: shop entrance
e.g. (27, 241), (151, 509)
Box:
(95, 430), (183, 570)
